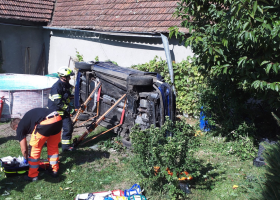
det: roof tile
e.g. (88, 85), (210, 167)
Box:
(50, 0), (188, 33)
(0, 0), (55, 22)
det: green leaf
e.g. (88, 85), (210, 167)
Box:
(222, 38), (228, 47)
(66, 180), (74, 184)
(209, 47), (213, 55)
(261, 61), (270, 66)
(265, 63), (272, 74)
(238, 56), (247, 67)
(257, 5), (263, 14)
(255, 17), (264, 22)
(189, 26), (193, 34)
(275, 84), (279, 92)
(272, 64), (278, 73)
(243, 22), (249, 30)
(34, 194), (42, 199)
(249, 12), (254, 19)
(270, 83), (275, 90)
(223, 67), (227, 74)
(253, 1), (258, 15)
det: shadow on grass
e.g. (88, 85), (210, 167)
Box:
(0, 127), (118, 194)
(189, 161), (227, 191)
(0, 135), (17, 145)
(44, 128), (118, 183)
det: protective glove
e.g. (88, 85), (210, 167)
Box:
(23, 158), (28, 164)
(70, 108), (76, 116)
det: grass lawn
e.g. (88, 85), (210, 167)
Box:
(0, 122), (265, 200)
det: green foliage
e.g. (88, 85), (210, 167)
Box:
(95, 56), (99, 62)
(247, 141), (280, 200)
(132, 56), (204, 116)
(105, 59), (118, 66)
(247, 113), (280, 199)
(199, 123), (257, 161)
(130, 119), (200, 199)
(100, 136), (125, 152)
(171, 0), (280, 108)
(0, 123), (267, 200)
(171, 0), (280, 137)
(75, 49), (84, 62)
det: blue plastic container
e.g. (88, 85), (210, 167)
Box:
(200, 106), (210, 131)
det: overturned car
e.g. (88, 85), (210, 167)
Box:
(74, 61), (175, 146)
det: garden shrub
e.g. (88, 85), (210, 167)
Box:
(247, 141), (280, 200)
(247, 113), (280, 199)
(132, 56), (205, 117)
(130, 119), (200, 199)
(170, 0), (280, 139)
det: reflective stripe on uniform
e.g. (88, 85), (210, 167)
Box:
(49, 94), (62, 101)
(57, 111), (64, 115)
(61, 140), (71, 144)
(4, 170), (27, 174)
(29, 164), (39, 168)
(50, 161), (58, 165)
(48, 154), (59, 159)
(62, 103), (68, 110)
(28, 158), (40, 162)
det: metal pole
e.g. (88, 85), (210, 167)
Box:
(160, 34), (176, 96)
(8, 90), (11, 116)
(42, 90), (44, 108)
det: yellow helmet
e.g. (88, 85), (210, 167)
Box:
(57, 67), (74, 77)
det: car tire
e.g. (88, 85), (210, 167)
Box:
(78, 113), (90, 121)
(127, 76), (153, 86)
(121, 138), (132, 149)
(75, 62), (93, 70)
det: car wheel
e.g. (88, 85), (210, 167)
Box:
(121, 138), (132, 149)
(75, 62), (93, 70)
(78, 113), (90, 121)
(127, 76), (153, 86)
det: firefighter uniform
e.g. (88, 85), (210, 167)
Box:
(48, 76), (75, 151)
(16, 108), (62, 178)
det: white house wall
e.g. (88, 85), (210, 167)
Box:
(47, 30), (193, 74)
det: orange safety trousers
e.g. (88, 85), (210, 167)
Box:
(28, 115), (62, 178)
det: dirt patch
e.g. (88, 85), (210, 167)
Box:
(0, 123), (15, 137)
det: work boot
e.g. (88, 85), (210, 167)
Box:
(24, 175), (38, 182)
(47, 170), (58, 178)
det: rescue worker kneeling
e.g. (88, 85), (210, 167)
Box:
(10, 108), (62, 182)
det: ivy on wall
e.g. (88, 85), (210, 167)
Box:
(132, 56), (205, 117)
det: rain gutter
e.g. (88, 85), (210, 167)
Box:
(42, 26), (162, 38)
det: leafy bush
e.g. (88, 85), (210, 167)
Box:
(132, 56), (204, 117)
(130, 119), (200, 199)
(172, 0), (280, 108)
(75, 49), (84, 62)
(246, 141), (280, 200)
(170, 0), (280, 138)
(247, 113), (280, 199)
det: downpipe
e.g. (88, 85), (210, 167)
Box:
(160, 33), (176, 96)
(161, 34), (176, 122)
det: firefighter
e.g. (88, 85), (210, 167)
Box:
(10, 108), (63, 182)
(48, 67), (76, 152)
